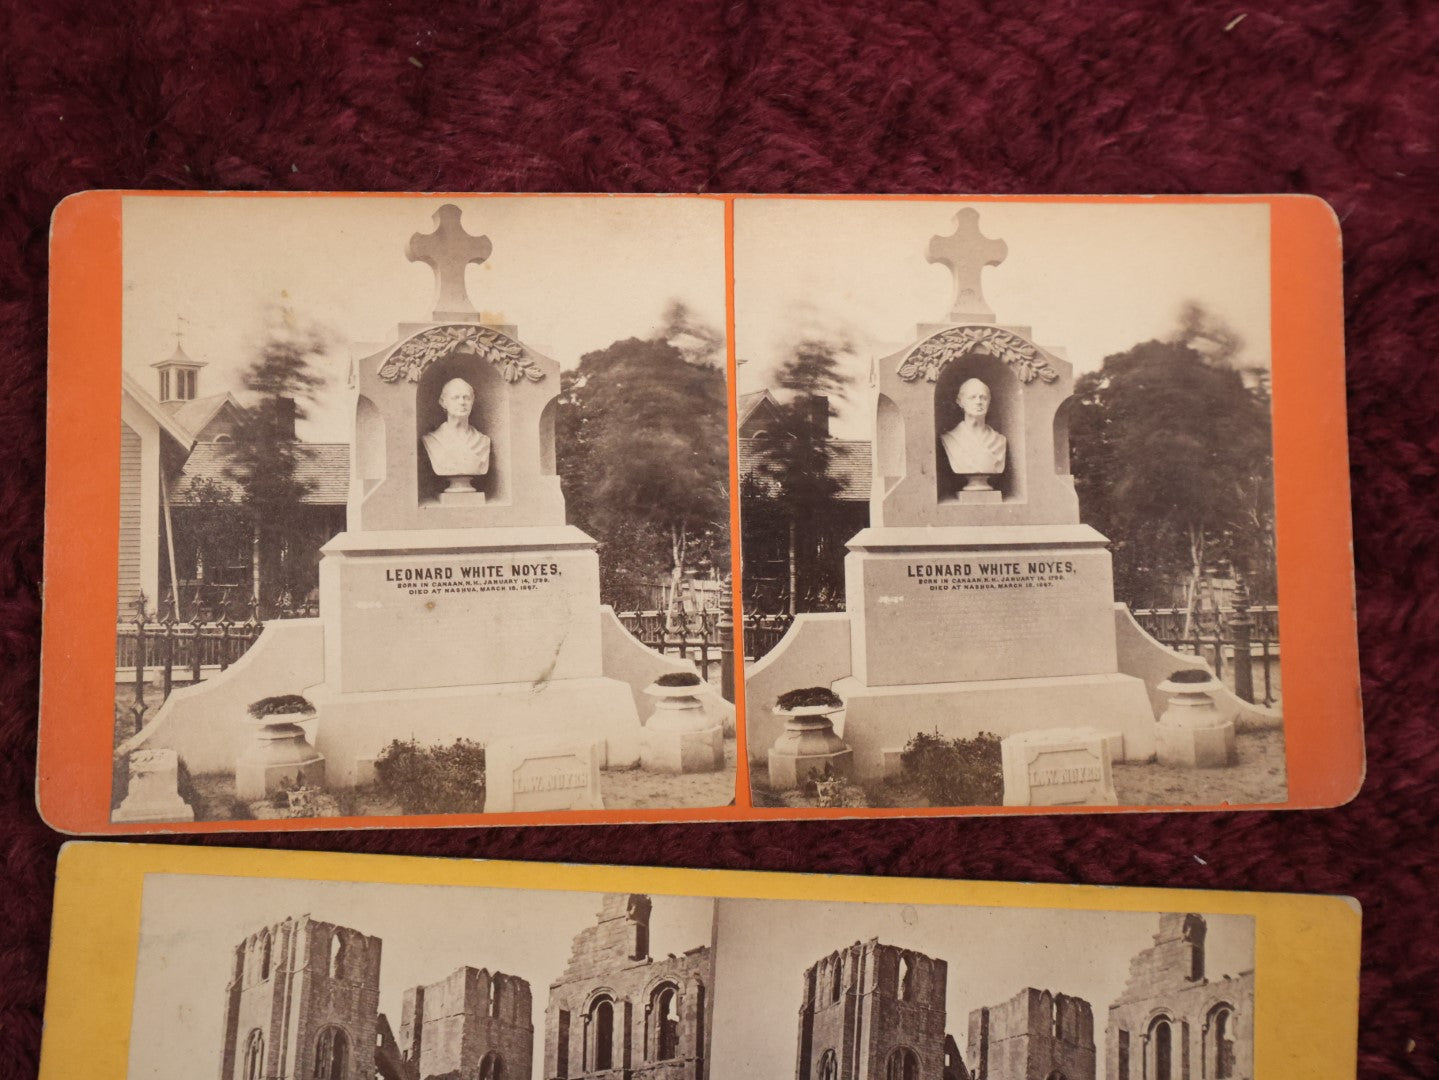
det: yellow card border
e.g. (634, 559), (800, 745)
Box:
(41, 842), (1360, 1079)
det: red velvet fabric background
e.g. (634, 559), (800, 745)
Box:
(1, 1), (1436, 1075)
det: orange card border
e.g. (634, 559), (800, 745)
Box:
(38, 191), (1362, 834)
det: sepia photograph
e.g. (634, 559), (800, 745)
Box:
(127, 873), (716, 1080)
(711, 897), (1255, 1080)
(736, 199), (1283, 811)
(110, 194), (736, 824)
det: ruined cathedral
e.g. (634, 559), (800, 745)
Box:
(792, 914), (1250, 1080)
(217, 894), (713, 1080)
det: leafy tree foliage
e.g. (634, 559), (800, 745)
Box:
(223, 311), (329, 611)
(744, 339), (854, 614)
(1069, 315), (1274, 624)
(558, 307), (729, 618)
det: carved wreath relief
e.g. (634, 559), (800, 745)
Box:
(897, 326), (1059, 385)
(379, 324), (546, 385)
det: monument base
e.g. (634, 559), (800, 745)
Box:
(307, 676), (642, 787)
(113, 794), (196, 825)
(235, 724), (327, 801)
(1156, 718), (1237, 769)
(832, 671), (1157, 782)
(641, 724), (725, 774)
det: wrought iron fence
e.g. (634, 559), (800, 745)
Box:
(742, 612), (796, 662)
(616, 609), (732, 693)
(1131, 600), (1279, 706)
(116, 594), (265, 734)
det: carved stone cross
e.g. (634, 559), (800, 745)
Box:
(927, 208), (1008, 322)
(406, 204), (493, 322)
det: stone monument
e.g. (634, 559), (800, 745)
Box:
(307, 203), (644, 783)
(748, 207), (1159, 784)
(119, 202), (734, 812)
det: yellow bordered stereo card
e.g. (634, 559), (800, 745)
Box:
(41, 192), (1362, 833)
(40, 842), (1359, 1080)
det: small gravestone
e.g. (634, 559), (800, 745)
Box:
(1001, 728), (1121, 807)
(483, 737), (604, 814)
(113, 749), (195, 823)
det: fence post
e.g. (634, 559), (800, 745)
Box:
(131, 593), (149, 735)
(189, 613), (203, 685)
(158, 599), (175, 702)
(719, 582), (735, 702)
(1229, 582), (1255, 704)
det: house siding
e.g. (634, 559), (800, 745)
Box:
(119, 421), (143, 620)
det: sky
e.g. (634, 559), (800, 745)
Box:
(126, 872), (714, 1080)
(708, 897), (1253, 1079)
(121, 194), (728, 442)
(734, 199), (1271, 438)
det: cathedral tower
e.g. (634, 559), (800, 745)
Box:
(218, 915), (382, 1080)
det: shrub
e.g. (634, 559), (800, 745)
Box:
(372, 738), (487, 815)
(899, 729), (1004, 807)
(776, 686), (843, 710)
(656, 671), (703, 687)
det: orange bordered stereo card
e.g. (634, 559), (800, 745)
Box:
(40, 192), (1361, 833)
(40, 842), (1361, 1080)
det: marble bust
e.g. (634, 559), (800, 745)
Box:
(422, 377), (491, 492)
(939, 377), (1006, 490)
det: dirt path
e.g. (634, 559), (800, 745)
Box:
(1114, 728), (1288, 806)
(600, 739), (738, 809)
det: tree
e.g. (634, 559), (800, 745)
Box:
(1069, 313), (1274, 632)
(747, 339), (854, 614)
(558, 308), (729, 622)
(224, 309), (329, 611)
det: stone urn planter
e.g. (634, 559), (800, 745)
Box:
(1154, 670), (1237, 769)
(767, 688), (853, 792)
(236, 694), (327, 801)
(640, 672), (724, 774)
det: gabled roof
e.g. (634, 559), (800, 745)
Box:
(736, 389), (781, 431)
(164, 392), (243, 437)
(737, 437), (872, 502)
(171, 442), (351, 506)
(120, 371), (197, 451)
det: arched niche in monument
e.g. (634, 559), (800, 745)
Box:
(414, 350), (508, 506)
(932, 351), (1025, 505)
(347, 323), (566, 532)
(869, 324), (1080, 529)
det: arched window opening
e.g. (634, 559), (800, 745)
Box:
(885, 1047), (919, 1080)
(1051, 997), (1060, 1037)
(818, 1049), (838, 1080)
(489, 978), (501, 1018)
(259, 931), (272, 981)
(1151, 1019), (1173, 1080)
(588, 997), (615, 1072)
(312, 1026), (348, 1080)
(242, 1029), (264, 1080)
(1212, 1007), (1236, 1079)
(898, 956), (912, 1001)
(556, 1010), (571, 1080)
(652, 984), (681, 1060)
(1116, 1030), (1131, 1080)
(329, 933), (345, 980)
(479, 1051), (504, 1080)
(831, 958), (842, 1003)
